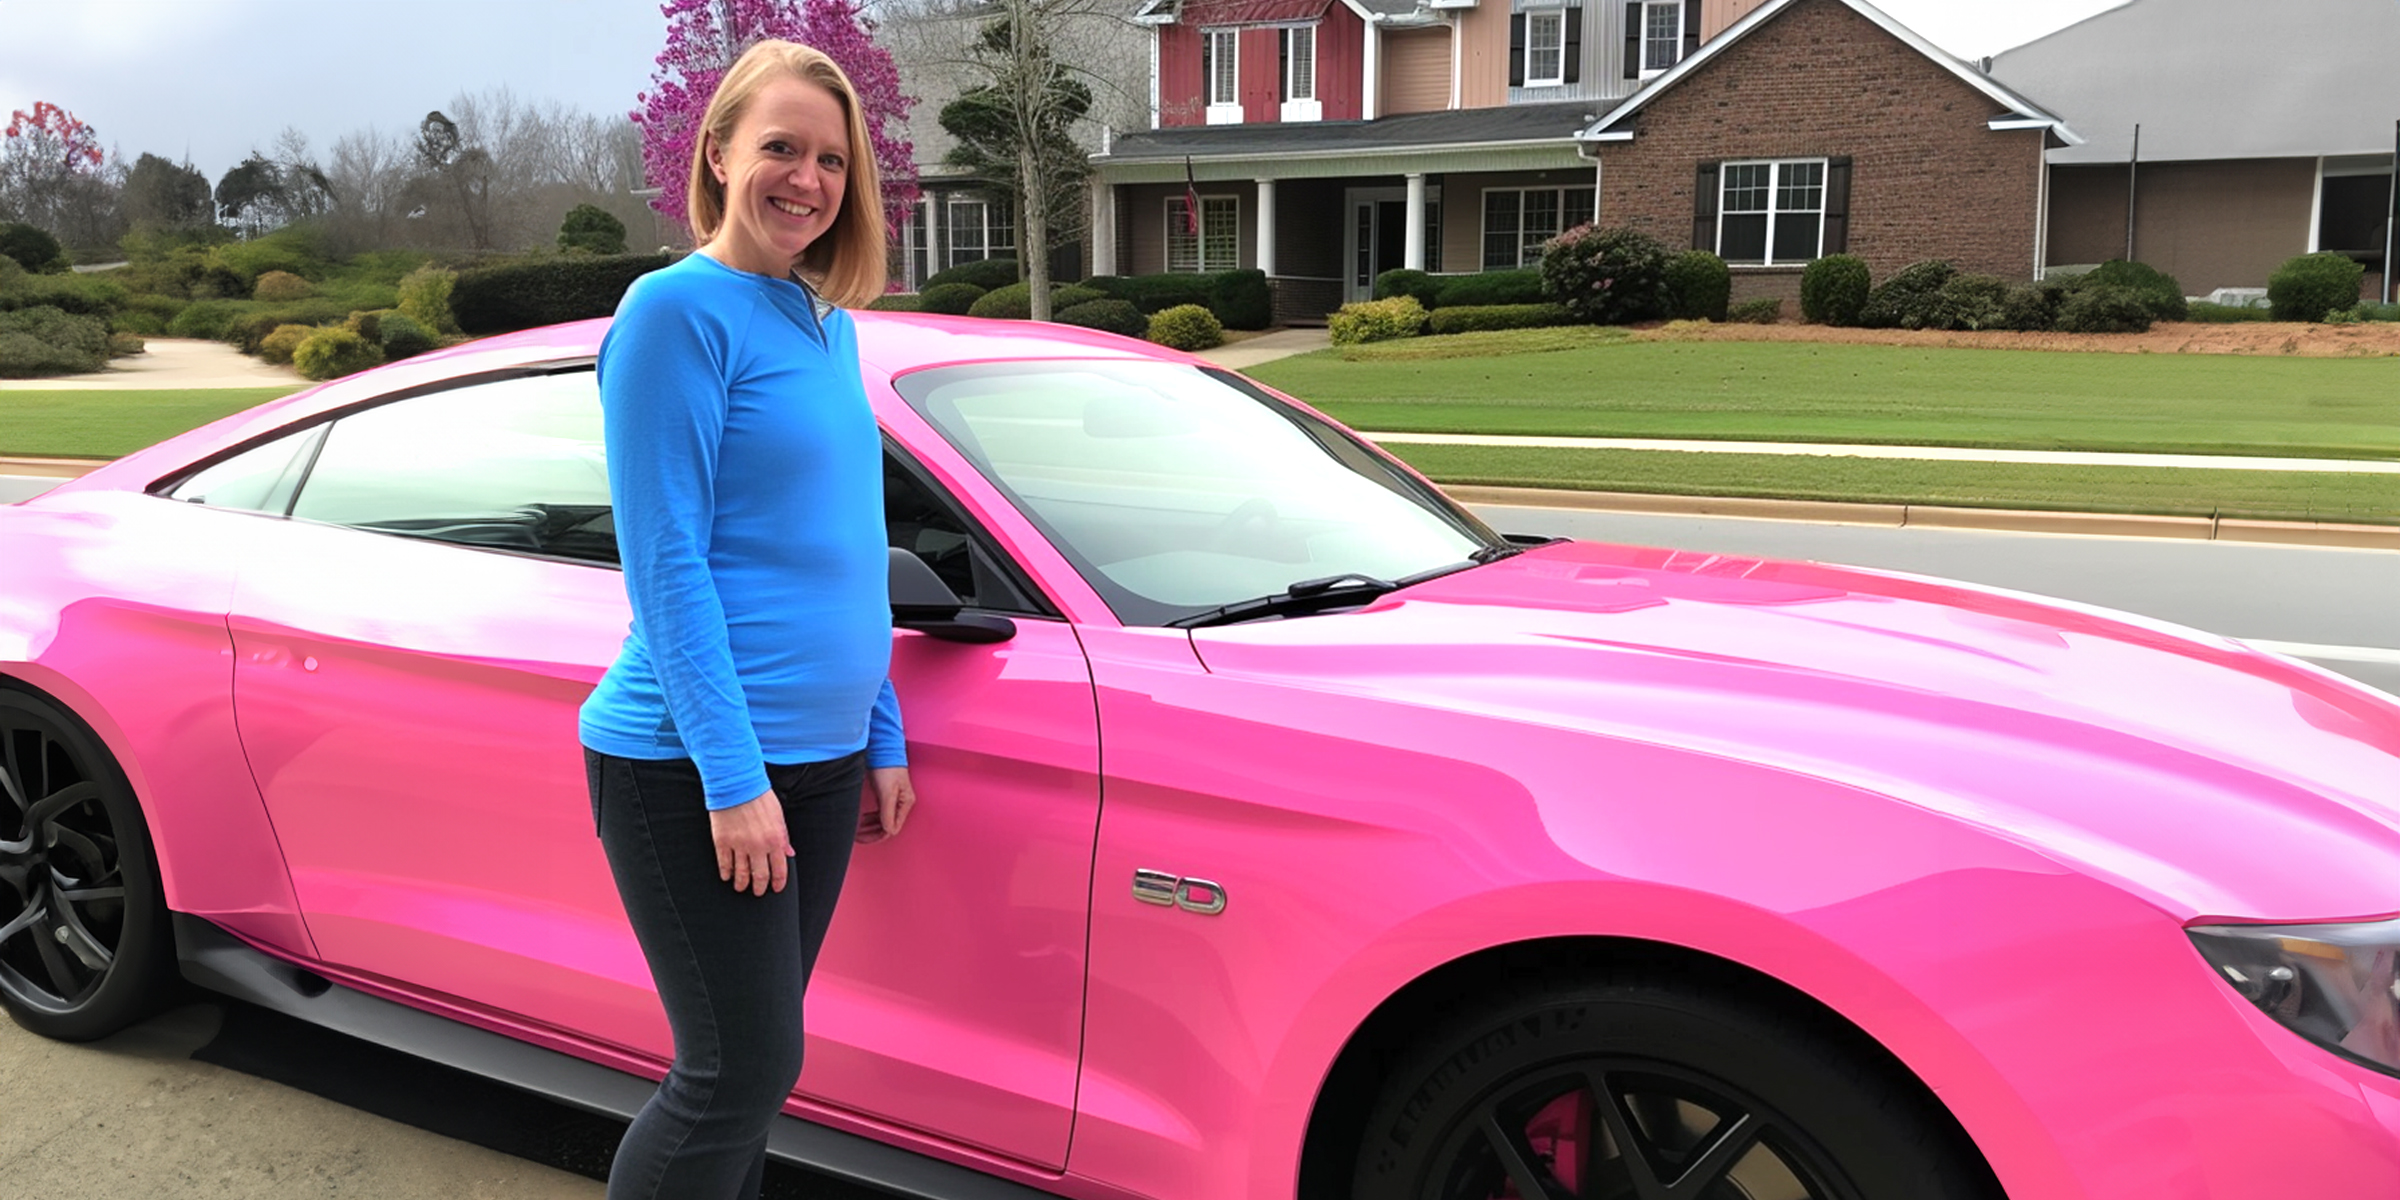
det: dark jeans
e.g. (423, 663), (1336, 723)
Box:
(584, 747), (866, 1200)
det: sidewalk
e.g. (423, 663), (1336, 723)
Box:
(1363, 433), (2400, 475)
(0, 338), (301, 390)
(1195, 327), (1330, 369)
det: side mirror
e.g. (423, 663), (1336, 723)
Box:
(888, 548), (1016, 644)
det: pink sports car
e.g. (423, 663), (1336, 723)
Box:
(7, 313), (2400, 1200)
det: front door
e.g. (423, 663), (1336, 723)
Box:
(1347, 188), (1444, 301)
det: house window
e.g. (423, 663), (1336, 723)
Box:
(1204, 29), (1239, 107)
(1718, 160), (1824, 265)
(1168, 195), (1240, 272)
(1640, 0), (1682, 73)
(1525, 10), (1566, 86)
(1282, 25), (1315, 101)
(946, 195), (1016, 268)
(1482, 186), (1596, 270)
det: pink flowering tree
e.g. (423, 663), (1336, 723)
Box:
(0, 102), (106, 235)
(634, 0), (918, 242)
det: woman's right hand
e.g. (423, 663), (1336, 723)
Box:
(710, 788), (793, 895)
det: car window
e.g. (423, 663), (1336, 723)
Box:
(289, 372), (618, 566)
(165, 425), (327, 514)
(883, 445), (1046, 615)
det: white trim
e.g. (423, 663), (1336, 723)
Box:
(1362, 19), (1380, 120)
(1255, 177), (1278, 275)
(1343, 185), (1447, 300)
(1112, 134), (1591, 170)
(1204, 27), (1241, 109)
(1715, 158), (1828, 267)
(1149, 29), (1162, 128)
(2308, 156), (2326, 253)
(1636, 0), (1682, 76)
(1581, 0), (2080, 146)
(1281, 22), (1319, 118)
(1448, 12), (1463, 110)
(1523, 8), (1567, 87)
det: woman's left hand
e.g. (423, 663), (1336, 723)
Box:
(858, 767), (917, 843)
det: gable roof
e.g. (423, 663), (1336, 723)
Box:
(1991, 0), (2400, 163)
(1579, 0), (2079, 147)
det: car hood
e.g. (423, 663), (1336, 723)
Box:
(1187, 541), (2400, 922)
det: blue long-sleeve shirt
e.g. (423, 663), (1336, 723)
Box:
(580, 252), (904, 809)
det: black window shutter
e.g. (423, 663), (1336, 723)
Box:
(1693, 160), (1720, 251)
(1510, 14), (1527, 86)
(1564, 6), (1583, 83)
(1822, 156), (1853, 254)
(1280, 29), (1290, 101)
(1624, 2), (1641, 77)
(1681, 0), (1700, 62)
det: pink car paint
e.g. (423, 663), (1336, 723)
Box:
(7, 314), (2400, 1198)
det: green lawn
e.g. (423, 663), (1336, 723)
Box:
(1392, 444), (2400, 525)
(1251, 337), (2400, 460)
(0, 388), (301, 458)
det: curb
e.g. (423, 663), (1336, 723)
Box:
(0, 456), (110, 478)
(1445, 485), (2400, 552)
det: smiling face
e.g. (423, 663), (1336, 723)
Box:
(700, 73), (851, 278)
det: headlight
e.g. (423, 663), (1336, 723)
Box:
(2190, 920), (2400, 1075)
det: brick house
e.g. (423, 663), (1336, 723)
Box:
(1991, 0), (2400, 298)
(1093, 0), (1769, 320)
(1577, 0), (2077, 307)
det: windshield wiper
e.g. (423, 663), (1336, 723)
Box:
(1170, 558), (1499, 630)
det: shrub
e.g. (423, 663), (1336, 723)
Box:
(1924, 273), (2013, 331)
(1147, 303), (1225, 350)
(0, 271), (127, 317)
(1083, 274), (1211, 316)
(398, 265), (459, 334)
(1426, 303), (1576, 335)
(166, 299), (242, 339)
(2352, 301), (2400, 323)
(2268, 252), (2367, 323)
(252, 269), (314, 303)
(378, 311), (438, 360)
(923, 257), (1019, 291)
(1434, 268), (1545, 308)
(1859, 259), (1957, 329)
(968, 282), (1033, 319)
(291, 326), (383, 381)
(317, 277), (401, 312)
(917, 282), (987, 316)
(558, 203), (629, 255)
(2053, 284), (2154, 334)
(450, 253), (673, 333)
(213, 227), (327, 284)
(1800, 254), (1871, 326)
(2074, 260), (2187, 321)
(224, 300), (350, 353)
(107, 331), (145, 357)
(0, 223), (67, 273)
(343, 309), (384, 344)
(1540, 225), (1671, 325)
(1054, 298), (1148, 338)
(117, 293), (183, 334)
(1662, 251), (1732, 321)
(2186, 300), (2275, 323)
(2002, 282), (2068, 331)
(1050, 284), (1106, 311)
(1206, 269), (1273, 330)
(1373, 268), (1441, 308)
(1328, 295), (1427, 346)
(0, 306), (110, 376)
(1727, 297), (1783, 325)
(112, 310), (166, 336)
(865, 293), (922, 312)
(257, 323), (318, 365)
(2324, 306), (2363, 325)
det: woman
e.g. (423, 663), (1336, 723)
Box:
(579, 39), (917, 1200)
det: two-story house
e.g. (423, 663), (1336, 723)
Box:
(1093, 0), (1763, 319)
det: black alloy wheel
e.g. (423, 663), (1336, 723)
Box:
(1350, 970), (1996, 1200)
(0, 684), (177, 1040)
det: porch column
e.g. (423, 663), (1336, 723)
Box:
(1091, 180), (1117, 277)
(1255, 177), (1277, 276)
(924, 193), (943, 278)
(1404, 173), (1426, 270)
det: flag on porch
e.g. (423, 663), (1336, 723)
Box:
(1183, 157), (1201, 237)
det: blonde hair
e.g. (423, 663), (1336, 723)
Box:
(686, 39), (888, 306)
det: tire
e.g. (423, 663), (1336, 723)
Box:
(0, 684), (179, 1041)
(1350, 968), (1995, 1200)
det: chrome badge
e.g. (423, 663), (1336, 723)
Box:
(1134, 869), (1227, 915)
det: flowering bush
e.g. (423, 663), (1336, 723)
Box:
(1538, 225), (1671, 325)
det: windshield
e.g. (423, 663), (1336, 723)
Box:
(895, 360), (1505, 626)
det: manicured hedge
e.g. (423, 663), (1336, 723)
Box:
(1435, 269), (1544, 308)
(450, 253), (676, 334)
(2268, 252), (2367, 323)
(1373, 269), (1441, 308)
(1146, 303), (1224, 350)
(1329, 296), (1427, 345)
(924, 257), (1019, 291)
(917, 283), (986, 315)
(1426, 303), (1575, 335)
(1662, 251), (1731, 322)
(1086, 269), (1271, 329)
(1056, 298), (1147, 338)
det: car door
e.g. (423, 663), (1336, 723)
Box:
(225, 369), (1100, 1169)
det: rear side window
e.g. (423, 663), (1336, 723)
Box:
(290, 372), (616, 565)
(166, 425), (326, 513)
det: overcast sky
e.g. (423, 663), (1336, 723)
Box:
(0, 0), (2129, 185)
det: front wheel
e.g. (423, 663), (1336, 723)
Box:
(1350, 970), (1996, 1200)
(0, 684), (179, 1041)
